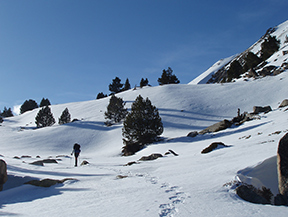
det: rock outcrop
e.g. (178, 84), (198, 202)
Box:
(201, 142), (228, 154)
(199, 119), (232, 135)
(0, 160), (8, 191)
(30, 159), (58, 166)
(279, 99), (288, 108)
(277, 133), (288, 204)
(139, 153), (163, 161)
(252, 106), (272, 114)
(25, 178), (76, 187)
(236, 184), (271, 205)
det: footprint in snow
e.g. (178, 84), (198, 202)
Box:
(158, 184), (188, 216)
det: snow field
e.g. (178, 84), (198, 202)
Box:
(0, 70), (288, 216)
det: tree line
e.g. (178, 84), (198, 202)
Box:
(97, 67), (180, 99)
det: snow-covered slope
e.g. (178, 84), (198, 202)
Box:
(190, 20), (288, 84)
(1, 69), (288, 216)
(189, 55), (237, 84)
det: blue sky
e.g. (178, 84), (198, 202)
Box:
(1, 0), (288, 113)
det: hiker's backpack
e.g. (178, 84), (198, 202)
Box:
(74, 143), (81, 152)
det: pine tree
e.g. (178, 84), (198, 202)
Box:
(140, 78), (149, 88)
(20, 99), (38, 114)
(122, 95), (163, 155)
(35, 106), (55, 128)
(260, 35), (280, 61)
(122, 78), (131, 91)
(104, 95), (128, 125)
(158, 67), (180, 85)
(227, 60), (243, 82)
(109, 77), (123, 94)
(243, 52), (262, 72)
(1, 107), (13, 117)
(96, 92), (107, 99)
(40, 98), (51, 107)
(58, 108), (71, 125)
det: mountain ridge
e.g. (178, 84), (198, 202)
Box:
(189, 20), (288, 84)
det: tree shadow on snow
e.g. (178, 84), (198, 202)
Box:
(158, 108), (231, 119)
(66, 121), (122, 131)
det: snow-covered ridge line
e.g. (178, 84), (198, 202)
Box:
(190, 19), (288, 84)
(188, 54), (238, 85)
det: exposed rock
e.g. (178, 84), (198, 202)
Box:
(25, 178), (76, 187)
(201, 142), (228, 154)
(258, 65), (277, 77)
(124, 161), (138, 166)
(116, 175), (128, 179)
(168, 149), (178, 156)
(199, 119), (232, 135)
(0, 160), (8, 191)
(279, 99), (288, 108)
(231, 111), (255, 126)
(30, 161), (44, 166)
(247, 68), (258, 78)
(42, 159), (58, 164)
(139, 153), (163, 161)
(21, 155), (32, 158)
(277, 133), (288, 204)
(187, 131), (198, 138)
(252, 106), (272, 114)
(30, 159), (58, 166)
(80, 160), (89, 166)
(236, 184), (270, 205)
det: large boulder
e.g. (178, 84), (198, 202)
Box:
(0, 160), (8, 191)
(236, 184), (270, 205)
(279, 99), (288, 108)
(277, 133), (288, 204)
(252, 106), (272, 114)
(199, 119), (232, 135)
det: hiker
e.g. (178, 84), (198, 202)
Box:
(71, 143), (81, 167)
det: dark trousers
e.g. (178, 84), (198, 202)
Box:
(74, 153), (79, 166)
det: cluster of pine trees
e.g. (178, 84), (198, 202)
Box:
(104, 94), (163, 156)
(35, 106), (71, 128)
(97, 67), (180, 99)
(7, 97), (72, 128)
(0, 107), (13, 118)
(20, 98), (51, 114)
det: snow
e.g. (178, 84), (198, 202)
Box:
(188, 54), (238, 85)
(1, 19), (288, 217)
(1, 69), (288, 216)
